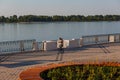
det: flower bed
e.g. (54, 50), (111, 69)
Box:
(40, 64), (120, 80)
(18, 61), (120, 80)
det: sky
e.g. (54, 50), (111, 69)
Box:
(0, 0), (120, 16)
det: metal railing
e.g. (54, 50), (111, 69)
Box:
(82, 33), (120, 45)
(0, 33), (120, 55)
(0, 39), (36, 54)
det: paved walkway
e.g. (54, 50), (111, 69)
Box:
(0, 43), (120, 80)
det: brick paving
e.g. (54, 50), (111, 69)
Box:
(0, 43), (120, 80)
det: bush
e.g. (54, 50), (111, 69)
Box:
(40, 65), (120, 80)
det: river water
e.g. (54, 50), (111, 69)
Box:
(0, 21), (120, 42)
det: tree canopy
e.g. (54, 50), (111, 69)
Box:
(0, 15), (120, 23)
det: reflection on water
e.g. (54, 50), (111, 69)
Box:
(0, 21), (120, 42)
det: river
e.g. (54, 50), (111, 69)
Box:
(0, 21), (120, 42)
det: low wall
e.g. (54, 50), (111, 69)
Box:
(43, 40), (57, 51)
(18, 61), (120, 80)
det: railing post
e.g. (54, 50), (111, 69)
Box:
(43, 41), (46, 51)
(32, 41), (39, 51)
(20, 41), (24, 52)
(0, 47), (1, 54)
(80, 38), (83, 47)
(109, 35), (115, 43)
(119, 34), (120, 42)
(95, 36), (98, 43)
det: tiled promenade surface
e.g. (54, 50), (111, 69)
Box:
(0, 43), (120, 80)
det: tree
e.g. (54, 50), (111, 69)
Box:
(0, 15), (120, 23)
(0, 16), (6, 22)
(9, 15), (18, 22)
(52, 15), (64, 21)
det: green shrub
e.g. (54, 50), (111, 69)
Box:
(40, 65), (120, 80)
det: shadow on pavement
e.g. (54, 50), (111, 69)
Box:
(0, 60), (56, 68)
(0, 44), (111, 68)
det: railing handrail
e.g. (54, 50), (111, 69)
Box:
(0, 33), (120, 55)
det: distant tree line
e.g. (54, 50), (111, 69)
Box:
(0, 15), (120, 23)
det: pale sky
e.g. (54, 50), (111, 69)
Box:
(0, 0), (120, 16)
